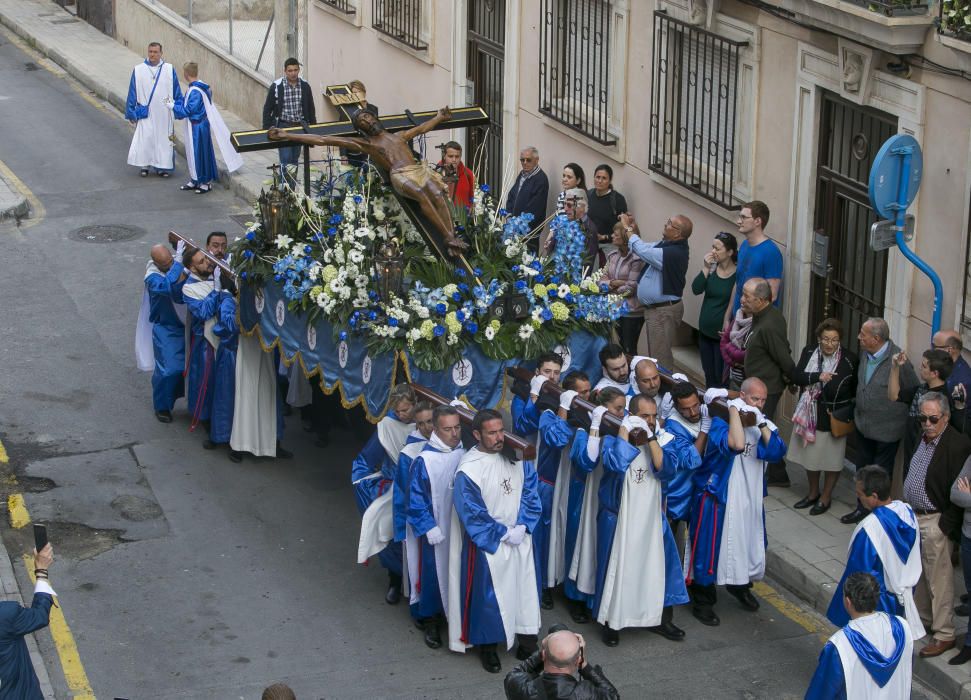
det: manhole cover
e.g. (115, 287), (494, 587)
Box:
(24, 62), (39, 71)
(71, 224), (146, 243)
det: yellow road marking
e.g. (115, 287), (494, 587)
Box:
(24, 556), (95, 699)
(0, 437), (96, 697)
(0, 155), (45, 230)
(753, 580), (831, 642)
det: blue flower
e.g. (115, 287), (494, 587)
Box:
(458, 283), (469, 293)
(455, 268), (467, 278)
(535, 274), (546, 284)
(473, 267), (482, 276)
(353, 194), (363, 203)
(574, 309), (584, 319)
(327, 227), (337, 237)
(388, 318), (399, 327)
(511, 265), (521, 273)
(339, 330), (348, 341)
(599, 284), (609, 293)
(329, 214), (343, 224)
(547, 289), (556, 298)
(499, 208), (508, 217)
(565, 293), (575, 303)
(274, 273), (283, 282)
(435, 303), (447, 315)
(241, 271), (248, 279)
(541, 308), (553, 321)
(530, 260), (542, 271)
(368, 290), (379, 301)
(245, 231), (255, 241)
(455, 310), (466, 321)
(515, 280), (526, 290)
(451, 292), (461, 302)
(368, 311), (378, 321)
(349, 316), (358, 327)
(243, 250), (254, 259)
(433, 325), (445, 337)
(550, 275), (561, 284)
(304, 245), (313, 254)
(480, 183), (491, 193)
(465, 321), (478, 334)
(472, 286), (485, 299)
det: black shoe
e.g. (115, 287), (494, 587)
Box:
(275, 443), (293, 459)
(479, 647), (501, 673)
(385, 585), (401, 605)
(423, 621), (441, 649)
(154, 410), (173, 423)
(157, 170), (170, 178)
(301, 420), (315, 433)
(793, 496), (819, 509)
(692, 607), (720, 626)
(195, 184), (211, 194)
(648, 621), (685, 641)
(840, 507), (868, 525)
(180, 182), (195, 191)
(602, 625), (619, 647)
(569, 600), (590, 624)
(948, 646), (971, 665)
(809, 501), (831, 516)
(541, 588), (554, 610)
(729, 588), (760, 611)
(956, 603), (970, 617)
(202, 439), (217, 450)
(228, 450), (243, 463)
(140, 169), (149, 177)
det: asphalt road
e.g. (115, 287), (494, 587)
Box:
(0, 26), (940, 700)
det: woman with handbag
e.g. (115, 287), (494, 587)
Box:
(788, 318), (857, 515)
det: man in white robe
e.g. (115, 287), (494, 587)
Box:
(448, 409), (542, 674)
(593, 344), (630, 394)
(807, 572), (913, 699)
(125, 42), (182, 177)
(408, 406), (466, 650)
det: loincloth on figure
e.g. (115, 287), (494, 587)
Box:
(389, 162), (447, 196)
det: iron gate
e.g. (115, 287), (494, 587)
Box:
(467, 0), (505, 192)
(810, 92), (898, 355)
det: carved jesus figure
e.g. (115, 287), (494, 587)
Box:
(268, 107), (467, 256)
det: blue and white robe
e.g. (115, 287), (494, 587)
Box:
(655, 414), (703, 522)
(181, 275), (218, 427)
(566, 429), (601, 605)
(806, 612), (913, 700)
(408, 434), (466, 619)
(143, 260), (186, 412)
(352, 413), (415, 579)
(447, 448), (542, 652)
(126, 60), (181, 172)
(827, 502), (925, 640)
(686, 413), (787, 587)
(593, 434), (690, 628)
(209, 293), (238, 444)
(174, 81), (243, 186)
(535, 410), (574, 592)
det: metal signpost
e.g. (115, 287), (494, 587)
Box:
(867, 134), (942, 336)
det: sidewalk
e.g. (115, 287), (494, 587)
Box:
(767, 465), (971, 699)
(0, 0), (276, 208)
(0, 172), (28, 223)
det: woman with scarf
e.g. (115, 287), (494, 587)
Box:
(788, 318), (857, 515)
(720, 307), (752, 389)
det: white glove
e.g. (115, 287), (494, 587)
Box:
(699, 404), (712, 434)
(529, 375), (548, 398)
(449, 398), (466, 408)
(585, 435), (601, 463)
(425, 526), (445, 545)
(589, 405), (608, 431)
(672, 372), (689, 382)
(740, 405), (765, 424)
(502, 524), (527, 546)
(213, 266), (222, 291)
(174, 239), (186, 262)
(621, 415), (651, 436)
(559, 390), (578, 411)
(704, 387), (728, 404)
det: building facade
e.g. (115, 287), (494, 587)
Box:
(306, 0), (971, 370)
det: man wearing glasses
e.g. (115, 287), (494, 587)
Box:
(505, 147), (550, 249)
(723, 200), (784, 330)
(901, 392), (971, 658)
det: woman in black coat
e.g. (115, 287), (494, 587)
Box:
(787, 318), (858, 515)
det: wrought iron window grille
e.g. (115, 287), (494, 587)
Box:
(372, 0), (428, 50)
(648, 10), (748, 210)
(538, 0), (617, 146)
(319, 0), (357, 14)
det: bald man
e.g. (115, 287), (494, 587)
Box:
(504, 628), (618, 699)
(141, 243), (188, 422)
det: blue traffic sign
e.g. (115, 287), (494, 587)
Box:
(868, 134), (922, 220)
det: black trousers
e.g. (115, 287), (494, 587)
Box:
(616, 315), (645, 357)
(764, 392), (789, 483)
(854, 432), (900, 474)
(690, 582), (751, 611)
(698, 333), (725, 388)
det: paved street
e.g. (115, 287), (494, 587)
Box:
(0, 24), (940, 700)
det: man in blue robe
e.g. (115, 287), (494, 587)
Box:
(180, 248), (218, 432)
(143, 244), (187, 423)
(204, 277), (241, 462)
(408, 405), (465, 650)
(511, 351), (563, 610)
(171, 62), (242, 193)
(826, 466), (924, 641)
(686, 378), (787, 626)
(807, 572), (913, 699)
(594, 398), (690, 647)
(448, 409), (542, 673)
(352, 385), (417, 604)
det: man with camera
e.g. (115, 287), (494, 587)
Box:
(504, 624), (619, 700)
(0, 543), (55, 697)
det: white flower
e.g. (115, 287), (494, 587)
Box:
(484, 326), (496, 341)
(447, 333), (459, 346)
(307, 263), (321, 281)
(275, 234), (293, 249)
(346, 263), (359, 278)
(557, 284), (571, 299)
(349, 249), (364, 264)
(416, 306), (430, 319)
(373, 209), (385, 221)
(408, 328), (422, 342)
(521, 264), (538, 277)
(355, 226), (371, 239)
(532, 308), (545, 323)
(354, 275), (369, 288)
(443, 284), (459, 296)
(352, 298), (368, 308)
(290, 243), (305, 259)
(316, 295), (328, 309)
(322, 249), (333, 263)
(518, 324), (534, 340)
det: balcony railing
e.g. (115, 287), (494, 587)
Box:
(319, 0), (356, 14)
(940, 0), (971, 39)
(372, 0), (427, 50)
(842, 0), (928, 16)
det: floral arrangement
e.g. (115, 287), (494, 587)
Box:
(231, 168), (627, 371)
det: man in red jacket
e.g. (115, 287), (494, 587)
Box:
(437, 141), (475, 209)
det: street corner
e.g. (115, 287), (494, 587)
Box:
(0, 156), (42, 228)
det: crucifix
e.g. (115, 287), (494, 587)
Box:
(230, 84), (489, 273)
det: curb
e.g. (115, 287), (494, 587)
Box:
(766, 545), (971, 699)
(0, 175), (29, 223)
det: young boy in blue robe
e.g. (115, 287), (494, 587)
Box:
(807, 572), (913, 699)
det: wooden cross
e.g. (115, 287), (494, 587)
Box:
(230, 84), (490, 272)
